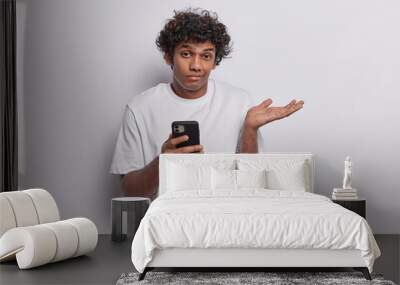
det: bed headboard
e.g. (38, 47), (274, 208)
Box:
(158, 152), (315, 196)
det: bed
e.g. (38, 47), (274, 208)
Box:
(131, 153), (381, 280)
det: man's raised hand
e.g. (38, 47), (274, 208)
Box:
(161, 134), (203, 154)
(244, 99), (304, 130)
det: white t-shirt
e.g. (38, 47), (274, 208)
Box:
(110, 79), (264, 174)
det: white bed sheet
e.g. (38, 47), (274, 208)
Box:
(131, 189), (380, 273)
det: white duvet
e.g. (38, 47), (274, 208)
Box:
(131, 190), (380, 273)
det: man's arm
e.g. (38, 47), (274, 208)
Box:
(237, 126), (258, 153)
(121, 134), (203, 198)
(122, 156), (160, 199)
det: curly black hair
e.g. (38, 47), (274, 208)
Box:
(156, 8), (232, 66)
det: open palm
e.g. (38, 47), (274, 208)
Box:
(245, 99), (304, 130)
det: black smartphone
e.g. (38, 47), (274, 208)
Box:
(171, 121), (200, 148)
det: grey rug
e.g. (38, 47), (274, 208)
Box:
(116, 271), (397, 285)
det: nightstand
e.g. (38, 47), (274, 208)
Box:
(332, 198), (366, 219)
(111, 197), (150, 242)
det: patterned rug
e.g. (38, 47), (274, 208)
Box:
(116, 271), (397, 285)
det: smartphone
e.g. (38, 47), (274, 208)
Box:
(171, 121), (200, 148)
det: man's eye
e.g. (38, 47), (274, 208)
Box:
(181, 51), (191, 57)
(202, 54), (213, 60)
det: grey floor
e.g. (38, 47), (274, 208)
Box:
(0, 235), (133, 285)
(0, 234), (399, 285)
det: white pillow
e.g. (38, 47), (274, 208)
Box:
(236, 169), (268, 189)
(211, 168), (236, 190)
(211, 169), (268, 190)
(166, 158), (236, 170)
(266, 167), (306, 191)
(237, 159), (308, 191)
(166, 162), (211, 191)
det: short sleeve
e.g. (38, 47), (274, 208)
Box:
(109, 106), (145, 174)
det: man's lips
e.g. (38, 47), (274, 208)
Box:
(186, 75), (202, 81)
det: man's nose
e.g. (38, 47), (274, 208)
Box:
(189, 56), (201, 72)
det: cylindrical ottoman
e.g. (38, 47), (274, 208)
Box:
(111, 197), (150, 242)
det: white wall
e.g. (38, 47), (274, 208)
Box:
(17, 0), (400, 234)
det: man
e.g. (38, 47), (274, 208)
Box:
(110, 8), (304, 198)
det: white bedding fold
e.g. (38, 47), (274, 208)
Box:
(131, 190), (380, 273)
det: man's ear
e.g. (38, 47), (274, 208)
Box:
(164, 54), (173, 66)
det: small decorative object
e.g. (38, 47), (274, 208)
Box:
(342, 156), (352, 189)
(332, 156), (358, 200)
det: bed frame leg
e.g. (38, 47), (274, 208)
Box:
(138, 268), (148, 281)
(354, 267), (371, 280)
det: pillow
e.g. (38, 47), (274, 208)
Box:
(166, 162), (212, 191)
(166, 158), (236, 171)
(266, 167), (306, 191)
(211, 169), (268, 190)
(237, 159), (308, 191)
(236, 169), (268, 189)
(211, 168), (236, 190)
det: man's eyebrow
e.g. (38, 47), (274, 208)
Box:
(178, 44), (215, 52)
(179, 44), (193, 49)
(202, 48), (215, 52)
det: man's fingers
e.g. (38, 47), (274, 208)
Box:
(162, 134), (203, 154)
(285, 100), (304, 116)
(259, 98), (273, 108)
(291, 100), (304, 111)
(291, 100), (304, 106)
(174, 144), (203, 153)
(284, 99), (297, 109)
(285, 100), (304, 110)
(170, 134), (189, 146)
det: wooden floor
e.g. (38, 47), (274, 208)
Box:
(0, 234), (398, 285)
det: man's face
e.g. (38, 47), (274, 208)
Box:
(166, 41), (216, 93)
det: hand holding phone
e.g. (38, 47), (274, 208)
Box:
(171, 121), (200, 148)
(161, 121), (203, 153)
